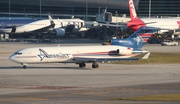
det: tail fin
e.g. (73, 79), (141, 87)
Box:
(127, 0), (146, 31)
(128, 0), (138, 21)
(111, 27), (159, 49)
(128, 27), (159, 49)
(139, 33), (152, 42)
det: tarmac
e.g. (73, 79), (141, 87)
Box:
(0, 39), (180, 104)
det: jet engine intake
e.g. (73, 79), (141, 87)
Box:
(117, 49), (132, 55)
(49, 28), (65, 36)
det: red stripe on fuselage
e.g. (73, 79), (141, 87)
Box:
(15, 56), (37, 58)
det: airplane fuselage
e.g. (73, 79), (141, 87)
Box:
(9, 45), (136, 64)
(0, 18), (89, 34)
(141, 18), (180, 30)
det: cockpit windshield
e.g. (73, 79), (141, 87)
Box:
(14, 52), (22, 55)
(14, 49), (24, 55)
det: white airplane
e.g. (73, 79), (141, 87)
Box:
(9, 27), (157, 69)
(0, 15), (91, 36)
(127, 0), (180, 33)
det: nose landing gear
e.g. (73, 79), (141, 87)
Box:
(23, 65), (27, 69)
(21, 63), (28, 69)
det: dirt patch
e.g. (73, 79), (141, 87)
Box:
(0, 52), (10, 54)
(0, 46), (5, 48)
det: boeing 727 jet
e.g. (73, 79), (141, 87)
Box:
(9, 27), (157, 69)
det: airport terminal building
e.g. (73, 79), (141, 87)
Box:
(0, 0), (180, 18)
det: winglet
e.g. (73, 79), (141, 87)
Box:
(48, 15), (53, 21)
(141, 52), (151, 59)
(48, 15), (55, 28)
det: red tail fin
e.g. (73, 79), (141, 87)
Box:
(128, 0), (138, 21)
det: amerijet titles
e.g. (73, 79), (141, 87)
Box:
(38, 49), (70, 61)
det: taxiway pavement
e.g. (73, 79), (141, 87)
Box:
(0, 40), (180, 104)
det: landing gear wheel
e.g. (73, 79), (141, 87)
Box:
(23, 65), (26, 69)
(92, 62), (99, 68)
(79, 62), (86, 68)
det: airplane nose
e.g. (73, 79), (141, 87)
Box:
(9, 54), (15, 62)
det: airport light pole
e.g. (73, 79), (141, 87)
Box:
(40, 0), (41, 18)
(86, 0), (88, 21)
(116, 11), (118, 36)
(149, 0), (151, 18)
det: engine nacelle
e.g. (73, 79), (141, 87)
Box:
(158, 30), (170, 34)
(54, 28), (65, 36)
(117, 49), (132, 55)
(49, 28), (65, 36)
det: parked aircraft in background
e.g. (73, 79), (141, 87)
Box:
(0, 15), (92, 36)
(9, 27), (157, 69)
(127, 0), (180, 34)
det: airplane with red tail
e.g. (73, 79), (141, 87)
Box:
(127, 0), (180, 33)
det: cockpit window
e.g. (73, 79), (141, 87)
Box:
(15, 52), (22, 55)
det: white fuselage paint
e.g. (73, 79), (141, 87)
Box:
(141, 18), (180, 30)
(9, 45), (136, 64)
(0, 18), (89, 33)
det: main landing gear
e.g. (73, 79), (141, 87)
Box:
(79, 62), (86, 68)
(92, 62), (99, 68)
(78, 62), (99, 68)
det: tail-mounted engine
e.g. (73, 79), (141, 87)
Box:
(116, 49), (132, 55)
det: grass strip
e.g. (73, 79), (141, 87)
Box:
(107, 94), (180, 101)
(111, 52), (180, 64)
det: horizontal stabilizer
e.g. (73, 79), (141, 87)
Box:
(142, 52), (151, 59)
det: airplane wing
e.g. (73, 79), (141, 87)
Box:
(72, 52), (150, 62)
(98, 23), (128, 28)
(72, 57), (139, 62)
(84, 21), (128, 28)
(24, 15), (56, 33)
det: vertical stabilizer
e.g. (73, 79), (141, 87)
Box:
(111, 27), (159, 49)
(127, 0), (146, 31)
(128, 27), (158, 49)
(128, 0), (138, 21)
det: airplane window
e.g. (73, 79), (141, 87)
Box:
(15, 52), (22, 55)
